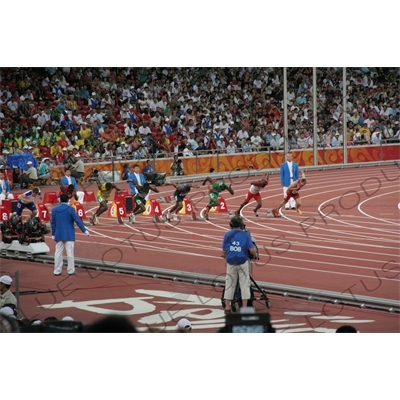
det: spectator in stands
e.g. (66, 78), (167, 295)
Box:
(18, 161), (38, 189)
(226, 139), (237, 154)
(331, 132), (342, 147)
(0, 171), (14, 203)
(182, 143), (194, 157)
(371, 130), (382, 145)
(69, 153), (85, 180)
(37, 158), (51, 182)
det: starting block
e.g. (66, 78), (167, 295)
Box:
(178, 198), (197, 220)
(1, 199), (18, 216)
(43, 192), (58, 204)
(37, 203), (50, 222)
(143, 199), (163, 218)
(72, 201), (87, 220)
(114, 189), (129, 202)
(108, 201), (127, 220)
(84, 190), (96, 202)
(209, 196), (228, 213)
(0, 206), (10, 223)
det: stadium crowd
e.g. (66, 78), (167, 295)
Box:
(0, 67), (399, 171)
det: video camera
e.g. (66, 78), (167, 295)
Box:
(20, 320), (86, 333)
(1, 214), (50, 244)
(225, 311), (275, 333)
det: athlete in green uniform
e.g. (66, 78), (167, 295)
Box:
(202, 176), (234, 220)
(129, 182), (159, 223)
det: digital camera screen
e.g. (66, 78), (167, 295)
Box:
(232, 325), (265, 333)
(225, 313), (273, 333)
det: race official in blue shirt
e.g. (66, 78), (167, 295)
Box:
(51, 193), (90, 276)
(127, 164), (146, 195)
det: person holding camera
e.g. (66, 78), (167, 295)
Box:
(221, 216), (258, 314)
(170, 155), (184, 176)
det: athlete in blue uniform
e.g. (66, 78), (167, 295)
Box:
(166, 183), (199, 221)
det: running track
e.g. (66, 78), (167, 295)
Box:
(2, 164), (399, 332)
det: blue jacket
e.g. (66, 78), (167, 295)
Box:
(60, 176), (78, 191)
(51, 203), (87, 241)
(0, 179), (12, 195)
(280, 161), (299, 187)
(127, 172), (146, 195)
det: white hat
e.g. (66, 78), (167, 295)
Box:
(42, 157), (50, 162)
(74, 154), (81, 158)
(229, 139), (234, 142)
(2, 149), (9, 154)
(62, 147), (68, 151)
(62, 316), (74, 321)
(92, 92), (96, 96)
(176, 318), (192, 331)
(0, 307), (15, 318)
(120, 141), (126, 145)
(0, 275), (12, 285)
(27, 161), (33, 165)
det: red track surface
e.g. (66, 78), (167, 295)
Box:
(2, 164), (399, 332)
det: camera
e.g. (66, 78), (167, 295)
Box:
(225, 311), (275, 333)
(1, 214), (49, 244)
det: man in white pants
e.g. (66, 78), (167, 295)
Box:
(280, 152), (299, 210)
(0, 172), (14, 204)
(51, 193), (90, 276)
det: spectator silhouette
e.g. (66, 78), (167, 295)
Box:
(86, 315), (138, 333)
(336, 325), (357, 333)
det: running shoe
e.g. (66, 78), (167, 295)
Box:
(272, 208), (280, 218)
(94, 215), (99, 224)
(296, 209), (303, 216)
(253, 209), (259, 217)
(173, 214), (178, 221)
(129, 213), (136, 223)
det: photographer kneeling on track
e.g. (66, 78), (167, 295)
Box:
(221, 216), (258, 314)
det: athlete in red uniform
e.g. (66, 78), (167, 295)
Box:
(58, 184), (78, 203)
(237, 173), (269, 217)
(273, 171), (306, 217)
